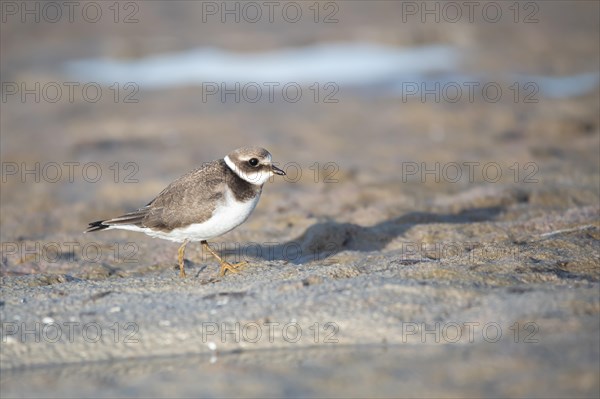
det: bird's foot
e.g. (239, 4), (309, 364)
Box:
(218, 261), (248, 277)
(179, 266), (187, 278)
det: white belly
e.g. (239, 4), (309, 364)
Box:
(109, 188), (260, 243)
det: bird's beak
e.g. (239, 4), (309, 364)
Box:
(272, 165), (286, 176)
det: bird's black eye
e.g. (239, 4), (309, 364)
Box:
(248, 158), (259, 167)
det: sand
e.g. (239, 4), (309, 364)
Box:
(1, 1), (599, 397)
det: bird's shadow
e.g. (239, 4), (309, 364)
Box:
(217, 206), (504, 265)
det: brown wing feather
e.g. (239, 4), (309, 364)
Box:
(142, 163), (227, 231)
(86, 160), (231, 233)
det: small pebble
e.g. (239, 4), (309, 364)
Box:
(4, 336), (17, 344)
(217, 298), (229, 306)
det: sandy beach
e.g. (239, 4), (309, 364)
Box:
(1, 1), (599, 397)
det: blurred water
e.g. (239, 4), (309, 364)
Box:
(65, 42), (599, 99)
(65, 43), (458, 88)
(512, 72), (600, 98)
(2, 343), (589, 398)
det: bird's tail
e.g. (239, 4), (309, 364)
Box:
(85, 208), (149, 233)
(85, 220), (110, 233)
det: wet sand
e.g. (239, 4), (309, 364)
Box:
(1, 1), (599, 397)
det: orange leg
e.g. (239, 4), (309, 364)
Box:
(201, 241), (247, 276)
(177, 239), (189, 278)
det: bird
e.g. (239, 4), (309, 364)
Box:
(85, 147), (286, 277)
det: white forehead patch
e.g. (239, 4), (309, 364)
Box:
(224, 155), (273, 185)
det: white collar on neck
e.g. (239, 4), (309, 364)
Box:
(224, 155), (272, 185)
